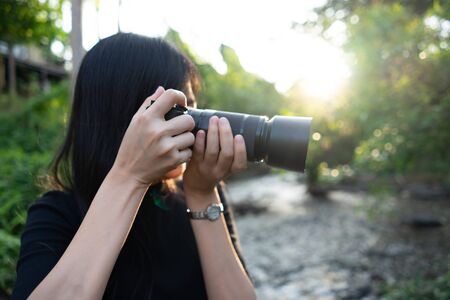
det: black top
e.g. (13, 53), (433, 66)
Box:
(12, 183), (246, 300)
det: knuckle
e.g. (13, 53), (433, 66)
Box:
(167, 141), (177, 151)
(159, 126), (171, 137)
(168, 153), (179, 167)
(165, 89), (177, 97)
(146, 126), (160, 138)
(205, 149), (216, 157)
(221, 150), (233, 159)
(193, 145), (203, 155)
(233, 162), (246, 172)
(166, 89), (185, 100)
(142, 111), (155, 124)
(160, 141), (175, 155)
(134, 113), (145, 125)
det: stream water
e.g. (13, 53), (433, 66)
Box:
(226, 173), (450, 300)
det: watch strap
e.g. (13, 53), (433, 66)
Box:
(187, 203), (224, 220)
(187, 210), (207, 219)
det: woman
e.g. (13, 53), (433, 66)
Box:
(12, 33), (256, 299)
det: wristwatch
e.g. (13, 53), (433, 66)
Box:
(187, 203), (224, 221)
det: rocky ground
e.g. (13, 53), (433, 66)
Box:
(225, 173), (450, 300)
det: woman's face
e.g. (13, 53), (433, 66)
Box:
(162, 81), (197, 180)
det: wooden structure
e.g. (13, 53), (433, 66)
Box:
(0, 43), (67, 95)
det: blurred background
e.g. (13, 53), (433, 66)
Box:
(0, 0), (449, 299)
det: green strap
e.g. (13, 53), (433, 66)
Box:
(150, 189), (170, 211)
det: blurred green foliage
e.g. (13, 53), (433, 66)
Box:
(384, 269), (450, 300)
(0, 83), (68, 294)
(166, 29), (286, 116)
(0, 0), (66, 54)
(292, 1), (450, 187)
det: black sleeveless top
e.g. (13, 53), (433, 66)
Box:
(11, 182), (246, 299)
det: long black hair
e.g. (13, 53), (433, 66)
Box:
(51, 32), (200, 201)
(49, 33), (208, 298)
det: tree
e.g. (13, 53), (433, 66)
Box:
(0, 0), (66, 96)
(297, 1), (450, 186)
(165, 29), (286, 116)
(71, 0), (84, 80)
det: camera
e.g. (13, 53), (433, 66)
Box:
(162, 103), (312, 172)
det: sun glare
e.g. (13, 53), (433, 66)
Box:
(72, 0), (350, 100)
(276, 34), (351, 100)
(301, 54), (350, 100)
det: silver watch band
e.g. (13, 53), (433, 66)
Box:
(188, 210), (207, 219)
(187, 203), (224, 221)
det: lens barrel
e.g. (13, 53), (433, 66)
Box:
(187, 108), (312, 172)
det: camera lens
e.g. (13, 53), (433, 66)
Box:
(187, 108), (312, 172)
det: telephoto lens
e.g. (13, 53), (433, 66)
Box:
(161, 103), (312, 172)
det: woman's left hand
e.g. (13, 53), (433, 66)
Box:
(183, 116), (247, 202)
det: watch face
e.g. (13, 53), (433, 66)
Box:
(206, 205), (221, 221)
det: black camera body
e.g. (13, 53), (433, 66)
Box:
(163, 103), (312, 172)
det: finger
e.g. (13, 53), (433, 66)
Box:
(138, 86), (165, 114)
(164, 115), (195, 136)
(231, 135), (247, 173)
(171, 132), (195, 150)
(177, 148), (192, 164)
(216, 117), (234, 172)
(192, 130), (206, 161)
(149, 89), (187, 117)
(204, 116), (220, 164)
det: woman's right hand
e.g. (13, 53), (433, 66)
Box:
(111, 86), (195, 187)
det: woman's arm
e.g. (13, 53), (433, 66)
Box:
(217, 182), (248, 274)
(186, 190), (256, 300)
(183, 116), (256, 300)
(28, 87), (195, 299)
(29, 172), (147, 300)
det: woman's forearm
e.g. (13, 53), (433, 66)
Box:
(29, 169), (148, 300)
(186, 189), (256, 300)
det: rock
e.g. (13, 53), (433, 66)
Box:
(385, 243), (415, 256)
(307, 185), (330, 198)
(401, 214), (444, 228)
(341, 284), (372, 300)
(405, 184), (450, 200)
(232, 201), (268, 216)
(366, 243), (415, 257)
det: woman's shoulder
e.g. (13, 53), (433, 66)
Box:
(12, 190), (84, 300)
(27, 189), (84, 230)
(34, 189), (76, 204)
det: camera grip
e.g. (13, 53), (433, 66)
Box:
(148, 100), (188, 120)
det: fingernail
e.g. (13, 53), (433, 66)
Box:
(235, 134), (244, 143)
(219, 117), (229, 125)
(210, 116), (219, 124)
(197, 130), (205, 138)
(155, 86), (164, 94)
